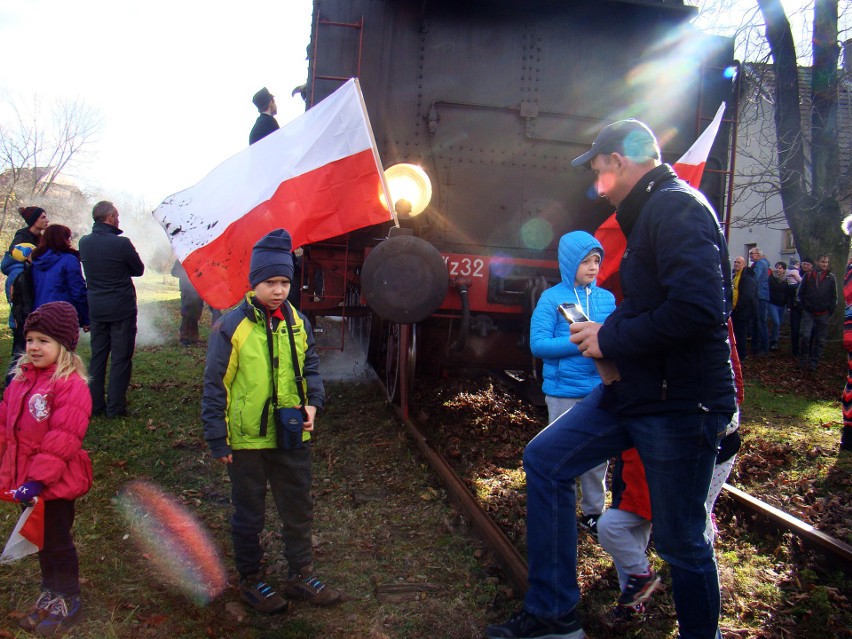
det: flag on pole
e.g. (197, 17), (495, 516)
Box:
(1, 492), (44, 563)
(595, 103), (727, 299)
(154, 78), (393, 310)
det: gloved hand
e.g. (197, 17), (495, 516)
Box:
(13, 481), (43, 504)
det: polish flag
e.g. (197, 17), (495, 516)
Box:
(596, 103), (727, 299)
(154, 78), (393, 310)
(1, 492), (45, 563)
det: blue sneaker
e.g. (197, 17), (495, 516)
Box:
(18, 590), (53, 631)
(35, 593), (81, 636)
(485, 608), (585, 639)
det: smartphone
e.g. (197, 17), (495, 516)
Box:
(558, 303), (589, 324)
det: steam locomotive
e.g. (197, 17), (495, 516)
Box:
(296, 0), (737, 412)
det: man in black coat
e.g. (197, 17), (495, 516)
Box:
(249, 87), (279, 145)
(79, 201), (145, 417)
(731, 255), (758, 361)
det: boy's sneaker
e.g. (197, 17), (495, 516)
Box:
(485, 608), (585, 639)
(606, 602), (645, 627)
(284, 565), (343, 606)
(617, 570), (661, 607)
(34, 593), (81, 636)
(18, 590), (53, 631)
(578, 513), (600, 538)
(239, 576), (290, 614)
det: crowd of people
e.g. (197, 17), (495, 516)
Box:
(730, 248), (838, 372)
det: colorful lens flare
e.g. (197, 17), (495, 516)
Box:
(116, 480), (227, 605)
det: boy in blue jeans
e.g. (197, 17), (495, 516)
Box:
(202, 229), (341, 613)
(530, 231), (616, 535)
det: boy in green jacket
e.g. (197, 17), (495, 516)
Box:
(202, 229), (340, 613)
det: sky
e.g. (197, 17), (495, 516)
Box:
(0, 0), (845, 209)
(0, 0), (313, 206)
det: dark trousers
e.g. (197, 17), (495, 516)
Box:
(228, 447), (313, 579)
(731, 313), (750, 361)
(799, 311), (830, 368)
(789, 306), (802, 355)
(89, 315), (137, 416)
(178, 283), (221, 343)
(39, 499), (80, 596)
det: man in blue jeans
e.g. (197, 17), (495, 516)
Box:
(486, 120), (735, 639)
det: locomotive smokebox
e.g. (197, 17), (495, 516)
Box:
(361, 233), (449, 324)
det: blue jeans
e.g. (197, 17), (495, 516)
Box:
(766, 303), (785, 346)
(522, 385), (728, 639)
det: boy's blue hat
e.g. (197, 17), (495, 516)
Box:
(249, 229), (294, 287)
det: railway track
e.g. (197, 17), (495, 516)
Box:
(381, 376), (852, 595)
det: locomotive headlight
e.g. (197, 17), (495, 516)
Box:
(381, 163), (432, 218)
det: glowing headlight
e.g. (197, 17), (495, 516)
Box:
(381, 163), (432, 217)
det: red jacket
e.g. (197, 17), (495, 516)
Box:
(0, 364), (92, 500)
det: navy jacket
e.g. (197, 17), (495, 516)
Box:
(597, 164), (736, 416)
(78, 222), (144, 322)
(249, 113), (279, 145)
(32, 250), (90, 326)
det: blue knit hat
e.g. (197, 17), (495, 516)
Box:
(249, 229), (294, 287)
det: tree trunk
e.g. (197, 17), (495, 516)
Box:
(759, 0), (846, 335)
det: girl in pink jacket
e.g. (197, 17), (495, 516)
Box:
(0, 301), (92, 636)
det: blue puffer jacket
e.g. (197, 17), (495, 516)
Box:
(530, 231), (616, 399)
(32, 250), (90, 327)
(598, 164), (736, 416)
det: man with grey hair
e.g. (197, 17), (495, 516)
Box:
(79, 201), (145, 417)
(486, 120), (734, 639)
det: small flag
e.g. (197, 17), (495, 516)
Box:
(596, 103), (727, 299)
(154, 78), (393, 310)
(1, 491), (44, 563)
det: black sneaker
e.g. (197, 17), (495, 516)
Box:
(617, 570), (661, 607)
(578, 514), (600, 538)
(485, 608), (585, 639)
(239, 576), (290, 614)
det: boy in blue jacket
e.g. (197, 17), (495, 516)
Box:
(201, 229), (341, 613)
(530, 231), (616, 535)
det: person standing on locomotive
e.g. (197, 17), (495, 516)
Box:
(249, 87), (279, 145)
(529, 231), (616, 537)
(486, 120), (734, 639)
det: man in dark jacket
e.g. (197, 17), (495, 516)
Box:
(731, 255), (758, 361)
(487, 120), (734, 639)
(79, 201), (145, 417)
(797, 254), (837, 371)
(249, 87), (279, 145)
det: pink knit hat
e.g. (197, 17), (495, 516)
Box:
(23, 302), (80, 351)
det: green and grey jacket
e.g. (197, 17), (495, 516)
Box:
(202, 293), (324, 456)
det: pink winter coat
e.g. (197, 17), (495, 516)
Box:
(0, 363), (93, 501)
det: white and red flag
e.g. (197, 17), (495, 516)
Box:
(1, 491), (45, 563)
(154, 78), (393, 310)
(595, 103), (727, 299)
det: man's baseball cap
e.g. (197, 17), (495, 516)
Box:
(571, 119), (661, 167)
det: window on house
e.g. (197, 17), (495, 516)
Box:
(781, 229), (796, 253)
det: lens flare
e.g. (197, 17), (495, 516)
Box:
(116, 480), (227, 605)
(520, 218), (553, 250)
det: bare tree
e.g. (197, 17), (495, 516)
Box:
(0, 93), (103, 235)
(757, 0), (848, 328)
